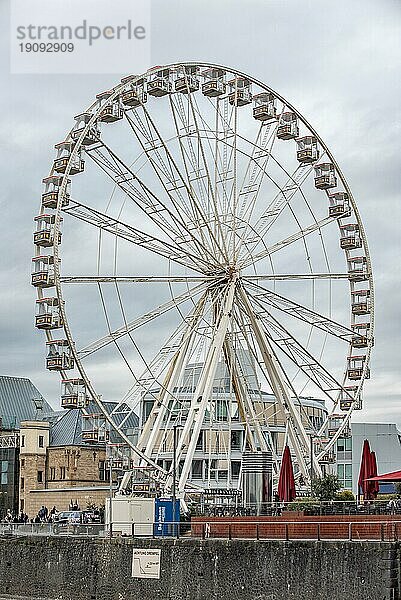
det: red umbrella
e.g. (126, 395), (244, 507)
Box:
(358, 439), (375, 500)
(366, 469), (401, 482)
(369, 451), (379, 497)
(278, 445), (296, 502)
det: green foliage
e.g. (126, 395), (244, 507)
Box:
(377, 493), (397, 501)
(311, 474), (341, 501)
(394, 482), (401, 498)
(335, 489), (355, 501)
(286, 500), (317, 512)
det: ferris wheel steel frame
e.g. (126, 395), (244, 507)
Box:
(33, 62), (374, 496)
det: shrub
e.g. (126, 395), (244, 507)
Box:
(336, 490), (355, 501)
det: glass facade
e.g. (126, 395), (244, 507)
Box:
(0, 447), (19, 517)
(337, 463), (352, 489)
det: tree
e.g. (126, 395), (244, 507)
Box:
(311, 474), (341, 501)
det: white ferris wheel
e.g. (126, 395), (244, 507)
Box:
(32, 62), (374, 499)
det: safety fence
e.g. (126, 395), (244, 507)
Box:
(2, 518), (401, 541)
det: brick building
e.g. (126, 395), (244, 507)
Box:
(19, 410), (111, 517)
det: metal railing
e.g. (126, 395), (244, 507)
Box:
(1, 518), (401, 542)
(193, 499), (400, 517)
(0, 523), (105, 537)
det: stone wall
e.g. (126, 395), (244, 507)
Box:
(20, 444), (107, 517)
(0, 535), (399, 600)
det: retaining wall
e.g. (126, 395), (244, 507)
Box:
(0, 535), (399, 600)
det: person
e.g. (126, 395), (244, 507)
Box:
(387, 498), (397, 515)
(49, 506), (57, 522)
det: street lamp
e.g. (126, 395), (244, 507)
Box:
(106, 443), (113, 539)
(172, 424), (183, 536)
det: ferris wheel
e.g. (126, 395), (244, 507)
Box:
(32, 62), (374, 496)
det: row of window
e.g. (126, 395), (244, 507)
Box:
(20, 435), (45, 448)
(20, 462), (108, 485)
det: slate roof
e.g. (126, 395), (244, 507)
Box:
(0, 375), (55, 430)
(49, 401), (139, 447)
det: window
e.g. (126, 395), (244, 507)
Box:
(37, 470), (43, 483)
(1, 460), (8, 485)
(191, 460), (203, 480)
(20, 477), (24, 490)
(49, 467), (55, 481)
(215, 398), (228, 421)
(21, 435), (25, 448)
(231, 430), (243, 451)
(231, 461), (241, 478)
(337, 437), (352, 452)
(337, 437), (352, 461)
(38, 435), (44, 448)
(60, 466), (66, 480)
(196, 431), (204, 451)
(20, 459), (25, 468)
(99, 460), (105, 481)
(20, 499), (24, 511)
(337, 463), (352, 489)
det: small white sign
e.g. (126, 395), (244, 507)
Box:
(132, 548), (161, 579)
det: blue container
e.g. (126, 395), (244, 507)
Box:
(154, 498), (180, 537)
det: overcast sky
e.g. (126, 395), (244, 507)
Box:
(0, 0), (400, 425)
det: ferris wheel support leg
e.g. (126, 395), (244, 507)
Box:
(239, 287), (322, 482)
(139, 296), (207, 463)
(171, 280), (237, 496)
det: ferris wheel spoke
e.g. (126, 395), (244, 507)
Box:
(233, 121), (279, 262)
(237, 286), (320, 480)
(243, 273), (349, 281)
(169, 90), (230, 261)
(244, 281), (354, 341)
(239, 215), (335, 270)
(113, 294), (209, 432)
(229, 306), (282, 458)
(123, 109), (204, 228)
(244, 289), (345, 403)
(243, 162), (314, 249)
(62, 199), (211, 273)
(222, 335), (267, 453)
(139, 298), (210, 461)
(86, 141), (219, 268)
(77, 282), (208, 359)
(124, 106), (227, 264)
(85, 143), (183, 241)
(60, 276), (215, 284)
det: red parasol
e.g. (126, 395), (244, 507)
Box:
(369, 451), (379, 497)
(278, 445), (296, 502)
(358, 439), (373, 500)
(366, 470), (401, 482)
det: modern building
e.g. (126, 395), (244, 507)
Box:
(138, 361), (331, 494)
(335, 422), (401, 496)
(0, 375), (55, 515)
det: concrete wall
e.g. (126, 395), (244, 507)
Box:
(0, 536), (399, 600)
